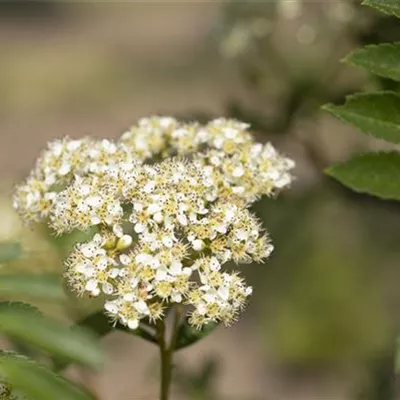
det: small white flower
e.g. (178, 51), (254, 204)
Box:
(85, 279), (99, 294)
(130, 277), (139, 288)
(215, 224), (227, 234)
(218, 286), (230, 301)
(58, 163), (71, 176)
(134, 300), (149, 315)
(117, 234), (133, 250)
(79, 184), (92, 196)
(232, 186), (245, 194)
(102, 282), (114, 295)
(170, 260), (182, 276)
(133, 202), (143, 212)
(97, 256), (108, 270)
(232, 166), (244, 178)
(143, 181), (155, 193)
(135, 253), (153, 265)
(108, 268), (120, 278)
(67, 140), (81, 151)
(113, 224), (124, 237)
(134, 223), (145, 233)
(156, 268), (168, 281)
(177, 214), (188, 226)
(104, 301), (119, 315)
(79, 264), (95, 278)
(86, 196), (102, 208)
(197, 302), (207, 315)
(123, 292), (135, 301)
(171, 292), (182, 303)
(159, 116), (175, 128)
(93, 234), (103, 245)
(235, 229), (248, 241)
(192, 239), (205, 251)
(81, 244), (95, 258)
(209, 257), (221, 271)
(204, 292), (216, 303)
(153, 212), (164, 223)
(148, 203), (161, 214)
(119, 254), (131, 265)
(91, 216), (101, 225)
(128, 319), (139, 330)
(162, 236), (173, 248)
(224, 208), (236, 222)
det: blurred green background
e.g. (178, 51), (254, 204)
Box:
(2, 1), (400, 399)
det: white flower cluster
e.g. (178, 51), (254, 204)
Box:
(14, 117), (294, 329)
(13, 138), (137, 224)
(121, 117), (294, 203)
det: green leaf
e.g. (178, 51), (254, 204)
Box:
(175, 320), (219, 351)
(326, 152), (400, 200)
(0, 352), (95, 400)
(323, 92), (400, 144)
(363, 0), (400, 18)
(0, 274), (65, 302)
(72, 311), (157, 343)
(345, 43), (400, 82)
(73, 311), (114, 337)
(0, 243), (21, 263)
(0, 302), (102, 369)
(53, 311), (156, 371)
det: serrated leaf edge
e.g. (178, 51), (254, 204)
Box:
(344, 43), (400, 81)
(323, 91), (400, 144)
(325, 151), (400, 200)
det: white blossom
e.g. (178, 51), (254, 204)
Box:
(14, 115), (294, 330)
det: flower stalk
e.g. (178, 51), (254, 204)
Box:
(157, 305), (183, 400)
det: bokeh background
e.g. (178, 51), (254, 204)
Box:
(2, 1), (400, 399)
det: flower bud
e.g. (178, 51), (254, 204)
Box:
(117, 234), (133, 250)
(104, 236), (117, 250)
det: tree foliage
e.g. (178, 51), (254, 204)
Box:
(324, 0), (400, 380)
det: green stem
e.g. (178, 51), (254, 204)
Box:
(157, 305), (183, 400)
(170, 304), (183, 353)
(157, 319), (170, 400)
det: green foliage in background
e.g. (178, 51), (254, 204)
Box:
(325, 1), (400, 199)
(324, 1), (400, 399)
(256, 189), (391, 369)
(363, 0), (400, 19)
(0, 242), (102, 400)
(327, 151), (400, 200)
